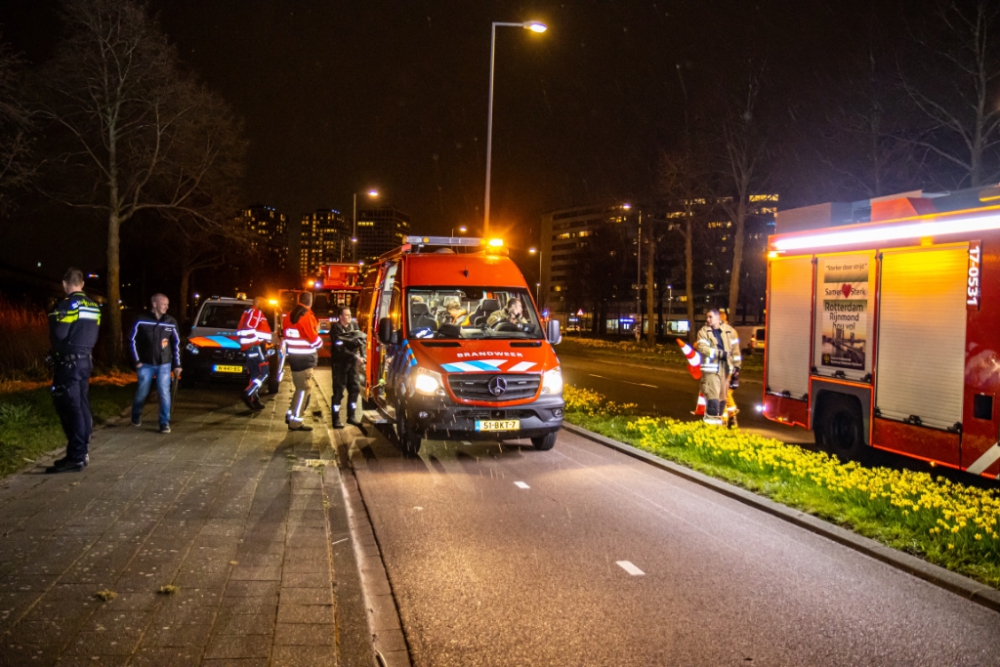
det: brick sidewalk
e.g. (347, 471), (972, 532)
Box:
(0, 377), (371, 666)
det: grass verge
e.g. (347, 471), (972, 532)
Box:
(559, 336), (764, 376)
(564, 385), (1000, 589)
(0, 374), (136, 478)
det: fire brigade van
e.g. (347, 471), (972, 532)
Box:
(762, 185), (1000, 478)
(356, 236), (565, 455)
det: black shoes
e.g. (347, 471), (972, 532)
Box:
(241, 393), (255, 409)
(289, 424), (313, 432)
(332, 419), (345, 430)
(346, 416), (363, 427)
(251, 397), (265, 411)
(46, 459), (85, 474)
(159, 424), (171, 434)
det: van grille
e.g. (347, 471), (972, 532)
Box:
(448, 374), (540, 402)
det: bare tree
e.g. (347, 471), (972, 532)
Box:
(0, 36), (35, 213)
(658, 148), (710, 344)
(902, 1), (1000, 187)
(33, 0), (245, 362)
(717, 68), (769, 323)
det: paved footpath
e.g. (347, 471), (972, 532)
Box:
(0, 378), (373, 666)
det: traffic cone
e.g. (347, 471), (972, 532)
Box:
(691, 393), (707, 416)
(676, 339), (702, 379)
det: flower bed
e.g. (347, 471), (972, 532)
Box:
(563, 385), (1000, 588)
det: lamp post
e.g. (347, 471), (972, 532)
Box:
(528, 246), (542, 305)
(483, 20), (547, 238)
(666, 284), (673, 335)
(352, 189), (379, 262)
(450, 225), (467, 237)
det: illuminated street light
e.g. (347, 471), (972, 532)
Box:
(353, 188), (380, 261)
(529, 247), (542, 306)
(450, 224), (468, 236)
(483, 20), (547, 237)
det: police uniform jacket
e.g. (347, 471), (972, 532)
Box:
(49, 291), (101, 355)
(130, 311), (181, 368)
(695, 323), (741, 375)
(329, 320), (362, 363)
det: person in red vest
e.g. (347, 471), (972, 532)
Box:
(282, 292), (322, 431)
(236, 296), (273, 411)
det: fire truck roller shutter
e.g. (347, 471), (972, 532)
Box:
(767, 256), (813, 400)
(875, 245), (968, 431)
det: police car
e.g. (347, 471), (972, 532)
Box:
(181, 296), (283, 391)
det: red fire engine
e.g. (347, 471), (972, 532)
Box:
(279, 263), (363, 359)
(762, 185), (1000, 478)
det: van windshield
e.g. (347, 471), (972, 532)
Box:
(406, 287), (543, 340)
(196, 303), (248, 331)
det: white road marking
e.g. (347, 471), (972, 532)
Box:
(589, 374), (608, 379)
(514, 481), (530, 489)
(623, 381), (658, 388)
(616, 560), (645, 576)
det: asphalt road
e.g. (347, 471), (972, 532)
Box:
(557, 349), (816, 445)
(314, 369), (1000, 667)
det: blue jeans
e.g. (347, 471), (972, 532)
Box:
(132, 363), (172, 426)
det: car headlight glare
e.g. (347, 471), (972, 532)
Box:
(413, 368), (444, 395)
(541, 367), (563, 394)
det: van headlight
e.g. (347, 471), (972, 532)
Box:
(413, 367), (444, 395)
(541, 367), (563, 395)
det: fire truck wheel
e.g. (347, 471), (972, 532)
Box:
(395, 399), (422, 456)
(817, 394), (864, 460)
(531, 432), (557, 451)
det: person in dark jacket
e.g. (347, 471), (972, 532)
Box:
(329, 305), (365, 429)
(129, 293), (182, 433)
(45, 267), (101, 474)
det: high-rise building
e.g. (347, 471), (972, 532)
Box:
(355, 206), (411, 264)
(300, 209), (351, 277)
(244, 205), (288, 271)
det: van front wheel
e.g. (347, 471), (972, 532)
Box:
(531, 432), (557, 451)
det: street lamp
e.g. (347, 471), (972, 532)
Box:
(450, 224), (467, 237)
(483, 20), (547, 237)
(353, 189), (379, 261)
(528, 246), (542, 305)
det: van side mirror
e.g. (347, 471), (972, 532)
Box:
(378, 317), (395, 345)
(547, 319), (562, 345)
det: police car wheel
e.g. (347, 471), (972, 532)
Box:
(531, 432), (556, 451)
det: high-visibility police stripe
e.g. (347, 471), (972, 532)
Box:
(966, 442), (1000, 476)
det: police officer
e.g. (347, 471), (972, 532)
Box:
(46, 268), (101, 474)
(695, 308), (741, 426)
(330, 305), (364, 429)
(236, 296), (273, 410)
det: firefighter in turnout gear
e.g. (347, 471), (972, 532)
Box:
(236, 297), (273, 411)
(282, 292), (322, 431)
(329, 305), (365, 429)
(695, 308), (741, 426)
(46, 268), (101, 474)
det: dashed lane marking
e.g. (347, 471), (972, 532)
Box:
(623, 381), (658, 388)
(514, 481), (530, 489)
(616, 560), (645, 576)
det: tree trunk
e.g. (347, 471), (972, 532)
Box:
(728, 200), (746, 321)
(685, 220), (695, 344)
(645, 231), (656, 347)
(179, 266), (193, 328)
(105, 213), (123, 365)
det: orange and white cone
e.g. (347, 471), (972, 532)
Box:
(691, 393), (707, 416)
(676, 339), (702, 379)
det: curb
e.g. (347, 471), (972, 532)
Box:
(562, 422), (1000, 614)
(312, 379), (412, 667)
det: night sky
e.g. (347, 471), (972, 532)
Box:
(1, 0), (919, 272)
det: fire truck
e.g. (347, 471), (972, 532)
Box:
(356, 235), (565, 455)
(278, 263), (363, 359)
(762, 185), (1000, 478)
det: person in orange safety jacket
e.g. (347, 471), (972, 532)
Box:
(282, 292), (322, 431)
(236, 297), (273, 411)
